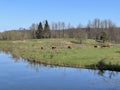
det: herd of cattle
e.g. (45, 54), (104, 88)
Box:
(40, 46), (72, 50)
(40, 44), (110, 50)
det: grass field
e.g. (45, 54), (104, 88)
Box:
(0, 38), (120, 71)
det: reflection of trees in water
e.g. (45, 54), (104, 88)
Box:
(27, 62), (41, 72)
(97, 70), (120, 89)
(26, 61), (57, 72)
(24, 61), (77, 77)
(97, 70), (104, 76)
(97, 70), (119, 79)
(11, 53), (20, 61)
(93, 70), (119, 90)
(61, 67), (67, 76)
(1, 50), (20, 62)
(108, 71), (119, 79)
(1, 50), (10, 55)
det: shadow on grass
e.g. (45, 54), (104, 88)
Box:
(115, 51), (120, 54)
(86, 59), (120, 71)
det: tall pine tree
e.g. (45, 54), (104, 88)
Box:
(100, 32), (107, 43)
(43, 20), (51, 38)
(36, 22), (43, 39)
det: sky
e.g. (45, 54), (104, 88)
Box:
(0, 0), (120, 31)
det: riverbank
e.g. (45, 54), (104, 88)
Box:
(0, 39), (120, 71)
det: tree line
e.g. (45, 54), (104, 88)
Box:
(0, 18), (120, 43)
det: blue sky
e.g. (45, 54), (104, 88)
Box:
(0, 0), (120, 31)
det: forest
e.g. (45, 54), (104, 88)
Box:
(0, 18), (120, 43)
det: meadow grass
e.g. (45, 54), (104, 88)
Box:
(0, 38), (120, 71)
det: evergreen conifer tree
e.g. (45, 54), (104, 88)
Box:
(43, 20), (51, 38)
(36, 22), (43, 39)
(100, 32), (107, 43)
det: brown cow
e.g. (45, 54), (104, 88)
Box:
(94, 45), (100, 48)
(52, 46), (56, 49)
(102, 44), (110, 48)
(41, 47), (43, 50)
(68, 46), (72, 49)
(94, 45), (98, 48)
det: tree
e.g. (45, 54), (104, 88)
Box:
(75, 30), (87, 44)
(93, 18), (101, 29)
(29, 23), (38, 39)
(61, 22), (65, 38)
(57, 22), (61, 38)
(29, 23), (38, 30)
(100, 32), (107, 43)
(36, 22), (43, 39)
(43, 20), (51, 38)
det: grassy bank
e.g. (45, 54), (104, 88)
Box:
(0, 38), (120, 71)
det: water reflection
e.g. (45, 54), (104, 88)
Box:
(9, 51), (120, 78)
(24, 60), (120, 79)
(11, 52), (20, 61)
(1, 50), (120, 79)
(97, 70), (119, 79)
(0, 52), (120, 90)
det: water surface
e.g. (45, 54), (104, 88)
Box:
(0, 52), (120, 90)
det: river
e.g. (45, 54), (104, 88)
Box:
(0, 52), (120, 90)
